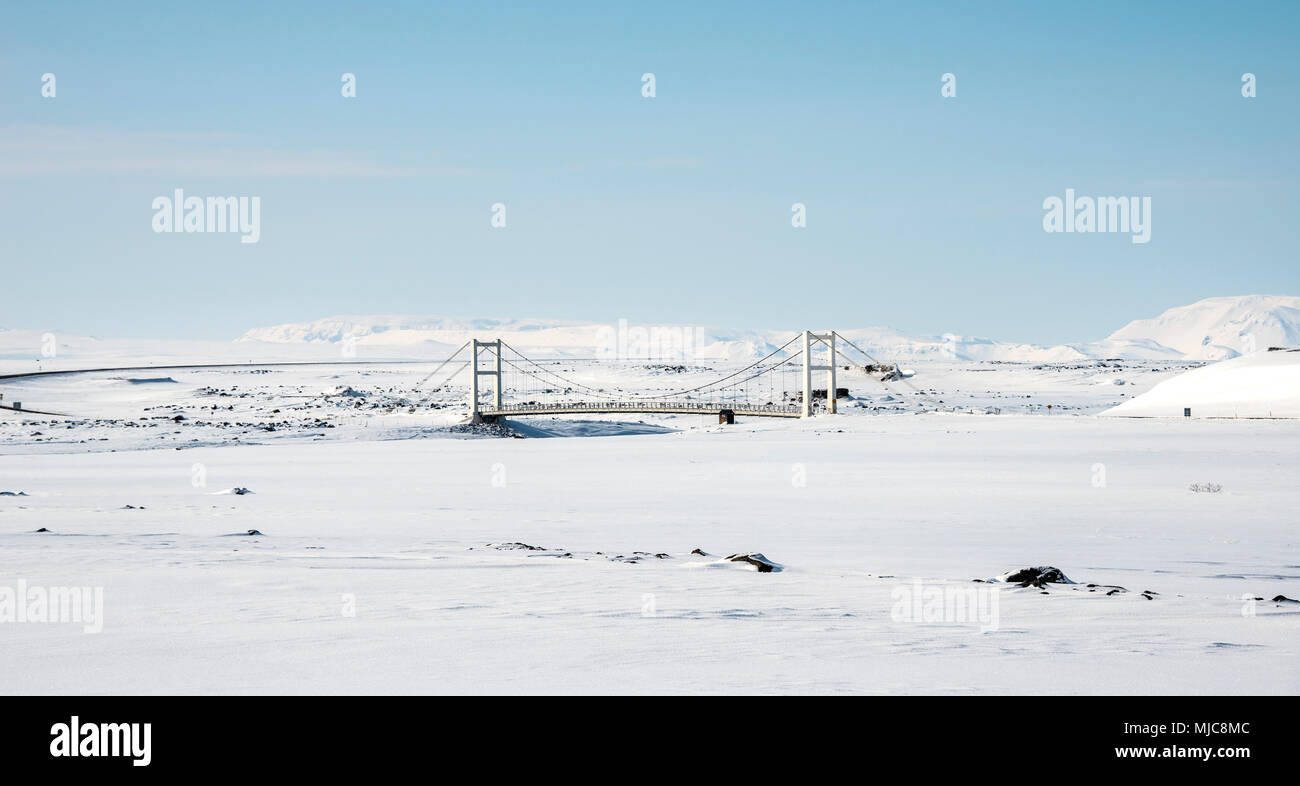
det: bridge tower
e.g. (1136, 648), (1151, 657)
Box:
(468, 339), (502, 423)
(801, 330), (837, 418)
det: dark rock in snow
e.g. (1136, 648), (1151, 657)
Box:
(1272, 595), (1299, 604)
(33, 527), (50, 533)
(1, 491), (29, 496)
(1085, 582), (1130, 593)
(1082, 583), (1154, 598)
(1003, 566), (1073, 588)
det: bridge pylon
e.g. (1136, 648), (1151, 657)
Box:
(468, 339), (502, 423)
(801, 330), (837, 418)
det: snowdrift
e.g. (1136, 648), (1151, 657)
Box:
(1103, 349), (1300, 418)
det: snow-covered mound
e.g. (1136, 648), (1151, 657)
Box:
(1104, 348), (1300, 418)
(1106, 295), (1300, 360)
(685, 550), (784, 573)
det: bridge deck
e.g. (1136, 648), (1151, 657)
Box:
(481, 401), (801, 418)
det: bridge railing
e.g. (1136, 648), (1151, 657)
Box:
(481, 400), (801, 415)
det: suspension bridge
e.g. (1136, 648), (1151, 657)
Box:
(409, 330), (933, 423)
(0, 330), (937, 423)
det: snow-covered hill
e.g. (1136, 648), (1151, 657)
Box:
(1103, 348), (1300, 418)
(1106, 295), (1300, 360)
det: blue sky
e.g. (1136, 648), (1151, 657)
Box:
(1, 0), (1296, 344)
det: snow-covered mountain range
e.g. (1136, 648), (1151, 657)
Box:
(237, 295), (1300, 363)
(1106, 295), (1300, 360)
(5, 295), (1295, 371)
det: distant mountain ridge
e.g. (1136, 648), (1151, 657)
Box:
(1105, 295), (1300, 360)
(237, 295), (1300, 363)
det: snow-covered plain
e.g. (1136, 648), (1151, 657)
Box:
(1, 349), (1297, 695)
(3, 295), (1297, 694)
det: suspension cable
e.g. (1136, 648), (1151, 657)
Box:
(498, 334), (802, 400)
(410, 341), (471, 392)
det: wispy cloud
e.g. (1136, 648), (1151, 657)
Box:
(0, 125), (491, 178)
